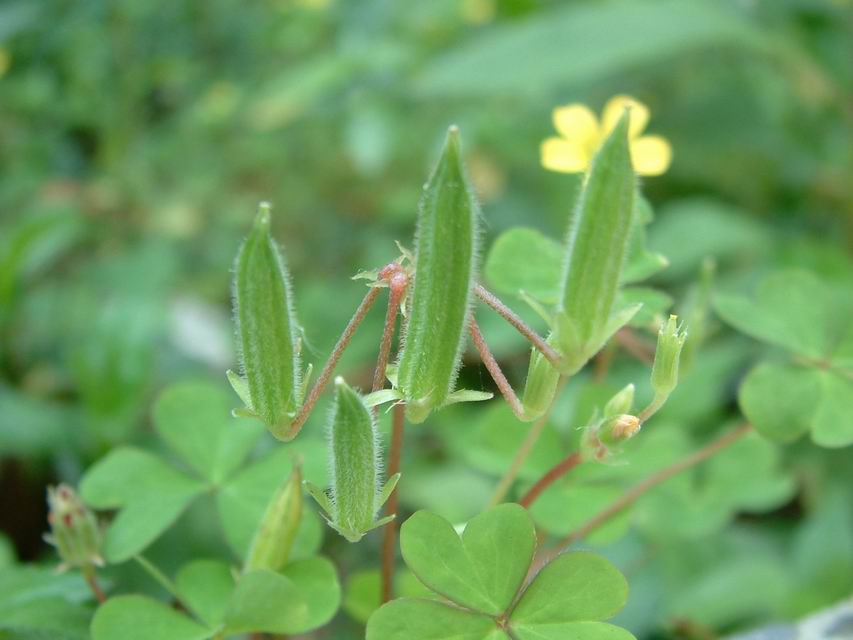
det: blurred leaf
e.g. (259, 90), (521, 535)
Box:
(619, 286), (673, 328)
(80, 447), (206, 563)
(175, 560), (235, 629)
(91, 595), (210, 640)
(484, 227), (563, 303)
(153, 381), (264, 484)
(367, 599), (501, 640)
(343, 569), (435, 624)
(739, 362), (821, 443)
(415, 0), (762, 96)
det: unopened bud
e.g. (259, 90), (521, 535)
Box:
(651, 314), (687, 399)
(45, 484), (103, 572)
(244, 463), (303, 573)
(601, 414), (640, 446)
(521, 346), (560, 421)
(603, 384), (634, 417)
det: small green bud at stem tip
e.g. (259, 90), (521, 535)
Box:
(244, 463), (303, 573)
(45, 484), (103, 571)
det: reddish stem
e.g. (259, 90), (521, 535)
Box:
(518, 452), (582, 509)
(380, 403), (405, 603)
(475, 284), (561, 367)
(468, 316), (526, 420)
(290, 287), (381, 435)
(372, 267), (407, 399)
(84, 568), (106, 603)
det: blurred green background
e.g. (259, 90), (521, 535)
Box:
(1, 0), (852, 637)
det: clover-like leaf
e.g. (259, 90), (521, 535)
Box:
(371, 505), (633, 640)
(401, 504), (535, 615)
(91, 595), (211, 640)
(175, 560), (235, 629)
(153, 380), (264, 485)
(80, 447), (206, 563)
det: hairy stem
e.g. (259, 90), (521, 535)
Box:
(487, 376), (567, 507)
(469, 316), (526, 420)
(534, 423), (752, 569)
(380, 403), (406, 603)
(474, 284), (561, 366)
(518, 452), (582, 509)
(83, 567), (106, 603)
(372, 283), (405, 399)
(290, 287), (381, 434)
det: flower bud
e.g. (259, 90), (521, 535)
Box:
(45, 484), (103, 572)
(230, 202), (303, 440)
(555, 112), (637, 374)
(396, 126), (479, 424)
(521, 345), (560, 421)
(603, 383), (634, 417)
(598, 414), (641, 449)
(651, 314), (687, 400)
(305, 377), (399, 542)
(244, 463), (303, 573)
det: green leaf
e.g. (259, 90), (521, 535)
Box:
(343, 569), (436, 624)
(414, 0), (761, 96)
(510, 552), (629, 626)
(366, 598), (502, 640)
(619, 287), (672, 328)
(556, 115), (635, 373)
(513, 622), (635, 640)
(175, 560), (235, 629)
(812, 371), (853, 448)
(484, 227), (563, 304)
(217, 445), (323, 561)
(232, 203), (302, 440)
(224, 558), (339, 635)
(91, 596), (211, 640)
(739, 362), (820, 443)
(153, 380), (264, 484)
(397, 126), (479, 424)
(80, 448), (206, 563)
(714, 270), (837, 359)
(400, 504), (535, 615)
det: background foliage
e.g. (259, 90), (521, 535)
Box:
(0, 0), (851, 638)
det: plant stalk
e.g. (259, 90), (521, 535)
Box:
(83, 566), (106, 603)
(468, 316), (526, 420)
(518, 452), (582, 509)
(380, 403), (406, 603)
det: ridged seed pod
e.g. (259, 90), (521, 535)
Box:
(230, 203), (302, 440)
(396, 126), (479, 424)
(244, 463), (303, 573)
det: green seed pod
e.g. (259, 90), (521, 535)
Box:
(230, 202), (302, 440)
(520, 343), (561, 421)
(244, 463), (303, 573)
(45, 484), (103, 572)
(305, 377), (399, 543)
(555, 112), (637, 374)
(651, 314), (688, 400)
(396, 126), (479, 424)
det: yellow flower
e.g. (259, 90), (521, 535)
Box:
(541, 95), (672, 176)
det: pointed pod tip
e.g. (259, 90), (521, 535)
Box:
(334, 375), (346, 387)
(445, 124), (461, 152)
(255, 201), (272, 230)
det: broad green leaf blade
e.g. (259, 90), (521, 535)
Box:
(153, 380), (264, 484)
(714, 270), (834, 359)
(79, 447), (206, 563)
(484, 227), (563, 304)
(738, 362), (820, 443)
(414, 0), (761, 97)
(556, 115), (635, 373)
(225, 563), (340, 636)
(232, 204), (302, 440)
(512, 621), (635, 640)
(91, 595), (211, 640)
(366, 598), (502, 640)
(397, 126), (479, 424)
(511, 552), (628, 624)
(279, 557), (341, 633)
(343, 569), (436, 624)
(175, 560), (235, 629)
(812, 371), (853, 448)
(400, 504), (536, 616)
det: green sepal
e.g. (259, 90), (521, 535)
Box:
(397, 126), (480, 424)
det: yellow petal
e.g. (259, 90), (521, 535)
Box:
(602, 95), (649, 139)
(552, 104), (599, 149)
(540, 137), (590, 173)
(630, 135), (672, 176)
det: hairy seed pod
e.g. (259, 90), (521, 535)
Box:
(397, 126), (479, 424)
(556, 113), (637, 374)
(305, 377), (398, 543)
(244, 463), (303, 573)
(232, 202), (302, 440)
(45, 484), (103, 572)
